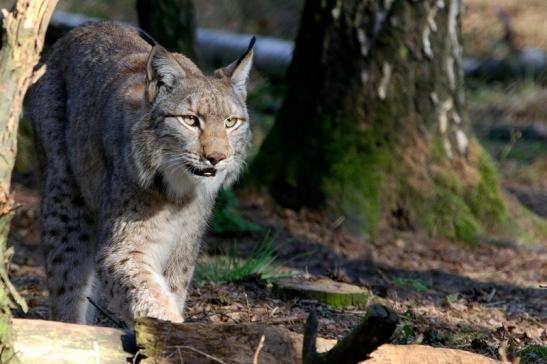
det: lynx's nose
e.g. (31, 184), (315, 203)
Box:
(206, 152), (227, 165)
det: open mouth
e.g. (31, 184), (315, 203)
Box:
(188, 166), (216, 177)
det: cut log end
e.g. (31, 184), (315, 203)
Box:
(274, 277), (370, 309)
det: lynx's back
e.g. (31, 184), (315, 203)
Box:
(26, 21), (254, 324)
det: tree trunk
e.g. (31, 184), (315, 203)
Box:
(0, 0), (57, 361)
(249, 0), (507, 242)
(136, 0), (197, 60)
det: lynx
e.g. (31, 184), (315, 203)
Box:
(25, 21), (253, 325)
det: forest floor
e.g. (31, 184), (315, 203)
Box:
(7, 57), (547, 364)
(8, 104), (547, 363)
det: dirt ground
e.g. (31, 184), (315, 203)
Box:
(8, 176), (547, 362)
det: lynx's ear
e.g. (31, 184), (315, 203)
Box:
(216, 37), (255, 99)
(146, 45), (185, 102)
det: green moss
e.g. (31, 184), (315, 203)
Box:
(323, 144), (392, 237)
(434, 167), (464, 196)
(445, 329), (483, 346)
(411, 140), (510, 243)
(273, 280), (370, 309)
(280, 287), (369, 308)
(321, 110), (395, 237)
(430, 137), (449, 163)
(399, 46), (409, 61)
(424, 188), (483, 243)
(500, 197), (547, 245)
(300, 115), (507, 245)
(465, 150), (507, 228)
(519, 345), (547, 364)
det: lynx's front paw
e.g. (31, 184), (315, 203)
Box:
(148, 307), (184, 323)
(132, 294), (183, 323)
(133, 306), (183, 323)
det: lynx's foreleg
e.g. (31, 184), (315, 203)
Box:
(96, 189), (185, 325)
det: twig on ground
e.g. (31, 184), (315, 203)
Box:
(86, 296), (126, 329)
(252, 335), (266, 364)
(302, 304), (399, 364)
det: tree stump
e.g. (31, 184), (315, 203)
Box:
(274, 277), (370, 308)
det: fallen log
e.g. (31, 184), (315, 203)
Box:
(464, 48), (547, 83)
(12, 307), (502, 364)
(12, 319), (135, 364)
(135, 304), (396, 363)
(135, 317), (303, 364)
(44, 10), (293, 80)
(364, 344), (501, 364)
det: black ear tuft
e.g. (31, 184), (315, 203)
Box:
(234, 36), (256, 69)
(247, 36), (256, 52)
(214, 37), (255, 99)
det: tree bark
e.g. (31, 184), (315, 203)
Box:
(136, 0), (197, 60)
(249, 0), (507, 242)
(0, 0), (57, 361)
(135, 317), (303, 364)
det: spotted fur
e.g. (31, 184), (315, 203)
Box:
(25, 21), (253, 325)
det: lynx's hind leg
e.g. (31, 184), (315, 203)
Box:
(40, 122), (100, 323)
(28, 66), (99, 324)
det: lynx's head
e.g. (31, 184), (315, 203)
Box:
(131, 39), (254, 201)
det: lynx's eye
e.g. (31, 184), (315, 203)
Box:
(225, 117), (242, 129)
(177, 115), (199, 127)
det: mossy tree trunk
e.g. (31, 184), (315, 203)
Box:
(136, 0), (197, 60)
(0, 0), (57, 361)
(250, 0), (506, 242)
